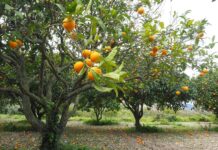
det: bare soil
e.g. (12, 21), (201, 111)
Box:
(1, 122), (218, 150)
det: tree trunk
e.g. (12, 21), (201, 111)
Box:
(96, 114), (100, 124)
(94, 108), (103, 124)
(134, 113), (142, 130)
(40, 128), (61, 150)
(40, 111), (62, 150)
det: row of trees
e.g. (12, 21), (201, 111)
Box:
(0, 0), (217, 149)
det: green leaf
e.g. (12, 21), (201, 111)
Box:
(15, 11), (23, 18)
(91, 69), (101, 81)
(159, 22), (164, 29)
(78, 66), (86, 76)
(187, 20), (193, 26)
(56, 3), (65, 12)
(114, 62), (124, 73)
(66, 1), (77, 14)
(95, 17), (106, 31)
(75, 4), (83, 14)
(105, 47), (117, 61)
(103, 72), (120, 81)
(93, 84), (113, 92)
(85, 0), (92, 15)
(5, 4), (14, 10)
(103, 63), (127, 82)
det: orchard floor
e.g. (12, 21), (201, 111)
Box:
(1, 121), (218, 150)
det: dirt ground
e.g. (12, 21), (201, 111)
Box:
(1, 122), (218, 150)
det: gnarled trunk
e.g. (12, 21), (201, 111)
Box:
(40, 111), (63, 150)
(40, 128), (61, 150)
(133, 112), (142, 130)
(132, 103), (144, 130)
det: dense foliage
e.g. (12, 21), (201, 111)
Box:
(0, 0), (217, 149)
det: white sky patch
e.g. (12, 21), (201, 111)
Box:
(160, 0), (218, 77)
(160, 0), (218, 49)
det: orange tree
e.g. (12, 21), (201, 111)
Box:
(115, 1), (216, 129)
(193, 68), (218, 117)
(0, 0), (129, 149)
(78, 90), (119, 124)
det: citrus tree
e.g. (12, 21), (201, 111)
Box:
(115, 1), (216, 129)
(0, 0), (128, 149)
(79, 90), (119, 124)
(193, 68), (218, 117)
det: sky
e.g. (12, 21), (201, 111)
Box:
(161, 0), (218, 40)
(160, 0), (218, 77)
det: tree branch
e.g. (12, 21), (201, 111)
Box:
(0, 87), (21, 96)
(65, 83), (92, 102)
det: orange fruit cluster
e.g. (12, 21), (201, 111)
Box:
(149, 46), (168, 57)
(176, 86), (189, 96)
(88, 67), (102, 80)
(73, 50), (102, 80)
(199, 68), (209, 77)
(8, 39), (23, 49)
(62, 17), (76, 32)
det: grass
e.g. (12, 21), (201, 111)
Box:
(0, 114), (25, 121)
(1, 120), (35, 132)
(84, 119), (119, 126)
(0, 107), (217, 132)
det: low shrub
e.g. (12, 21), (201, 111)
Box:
(84, 119), (118, 126)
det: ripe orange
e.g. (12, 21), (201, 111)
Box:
(82, 49), (91, 58)
(202, 68), (209, 74)
(176, 91), (181, 96)
(15, 39), (23, 47)
(161, 49), (167, 56)
(87, 67), (102, 80)
(149, 35), (155, 42)
(74, 61), (84, 73)
(71, 32), (77, 40)
(152, 46), (158, 53)
(150, 51), (157, 57)
(181, 86), (189, 91)
(62, 17), (76, 32)
(137, 7), (144, 15)
(8, 41), (18, 49)
(85, 59), (93, 67)
(122, 32), (127, 37)
(187, 45), (193, 51)
(199, 72), (205, 77)
(90, 51), (101, 62)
